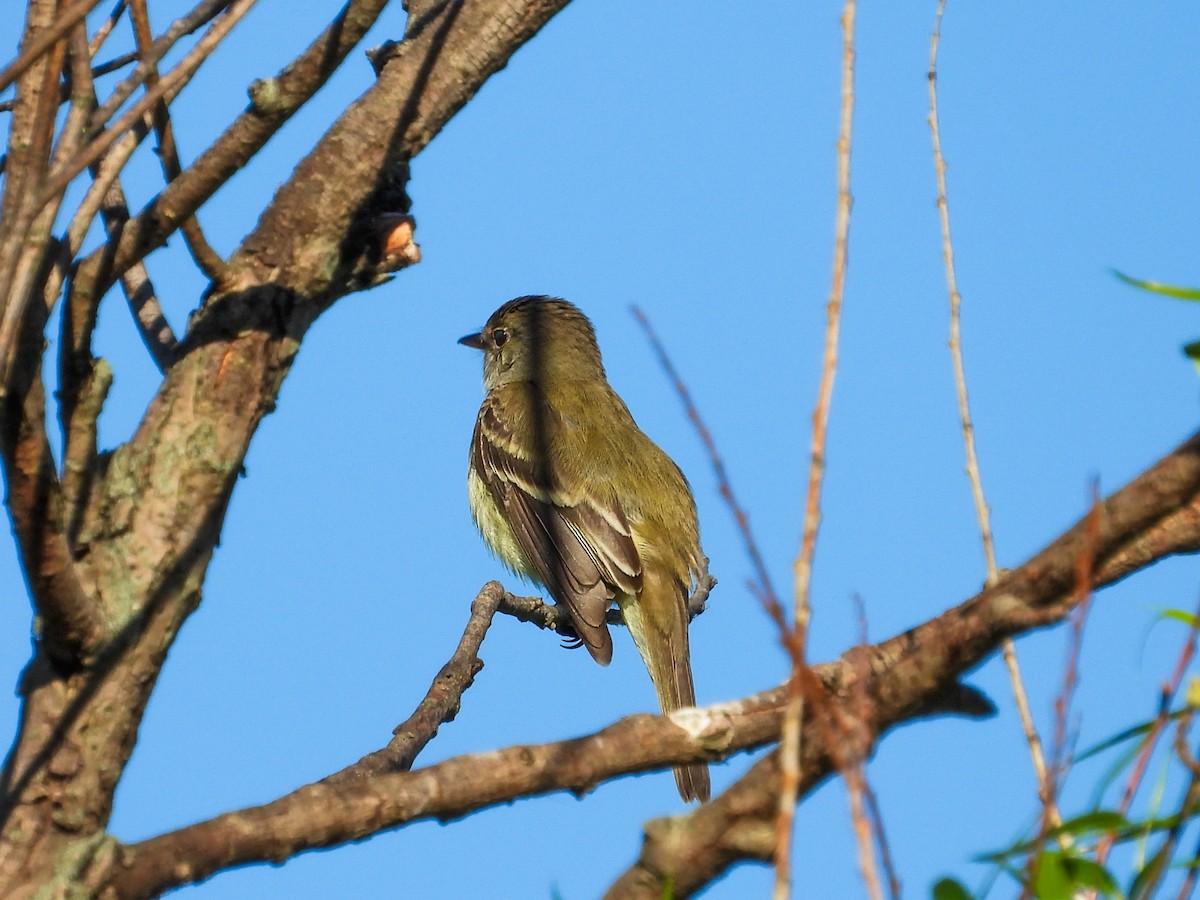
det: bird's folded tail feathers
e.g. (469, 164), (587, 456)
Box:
(620, 571), (711, 803)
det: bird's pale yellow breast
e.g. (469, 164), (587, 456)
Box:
(467, 464), (536, 581)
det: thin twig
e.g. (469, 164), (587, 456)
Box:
(88, 0), (231, 131)
(325, 582), (505, 782)
(0, 6), (73, 388)
(863, 780), (902, 900)
(847, 594), (898, 900)
(0, 0), (105, 96)
(68, 0), (393, 312)
(1095, 593), (1200, 868)
(606, 429), (1200, 897)
(55, 25), (174, 432)
(632, 306), (779, 605)
(1132, 708), (1200, 900)
(128, 0), (229, 283)
(0, 52), (137, 114)
(631, 308), (823, 893)
(88, 0), (129, 58)
(496, 570), (717, 639)
(845, 766), (884, 900)
(1024, 492), (1101, 893)
(34, 0), (254, 215)
(928, 0), (1059, 835)
(777, 0), (856, 896)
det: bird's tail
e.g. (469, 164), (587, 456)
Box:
(620, 569), (710, 803)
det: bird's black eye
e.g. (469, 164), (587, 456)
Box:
(492, 328), (509, 347)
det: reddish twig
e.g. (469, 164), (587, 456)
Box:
(1024, 489), (1102, 894)
(632, 306), (780, 607)
(1094, 593), (1200, 868)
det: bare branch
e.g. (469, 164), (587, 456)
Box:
(94, 428), (1200, 898)
(61, 359), (112, 543)
(775, 1), (857, 893)
(106, 688), (783, 899)
(0, 0), (104, 96)
(326, 582), (505, 782)
(56, 25), (167, 452)
(0, 1), (68, 347)
(127, 0), (229, 284)
(0, 5), (103, 665)
(927, 0), (1056, 828)
(632, 307), (777, 606)
(497, 569), (715, 639)
(71, 0), (397, 308)
(35, 0), (258, 216)
(606, 429), (1200, 897)
(88, 0), (129, 58)
(0, 291), (103, 664)
(0, 53), (138, 114)
(120, 276), (180, 372)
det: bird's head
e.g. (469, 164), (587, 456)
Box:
(459, 295), (606, 389)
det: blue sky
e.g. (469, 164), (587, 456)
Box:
(3, 1), (1200, 896)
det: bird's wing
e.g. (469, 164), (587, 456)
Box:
(474, 395), (642, 665)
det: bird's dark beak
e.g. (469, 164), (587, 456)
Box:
(458, 331), (485, 350)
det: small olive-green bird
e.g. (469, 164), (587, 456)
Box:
(461, 296), (710, 803)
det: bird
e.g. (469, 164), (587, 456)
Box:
(460, 295), (710, 803)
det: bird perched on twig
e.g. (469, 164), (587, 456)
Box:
(460, 296), (710, 803)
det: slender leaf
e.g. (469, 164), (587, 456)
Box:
(1159, 608), (1200, 630)
(1113, 270), (1200, 301)
(1129, 843), (1172, 900)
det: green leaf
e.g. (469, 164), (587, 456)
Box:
(981, 811), (1132, 859)
(1054, 810), (1131, 838)
(1076, 719), (1159, 764)
(1184, 340), (1200, 373)
(1061, 857), (1120, 895)
(1033, 852), (1122, 899)
(1159, 608), (1200, 629)
(1034, 851), (1072, 900)
(931, 877), (974, 900)
(1113, 270), (1200, 301)
(1129, 843), (1171, 900)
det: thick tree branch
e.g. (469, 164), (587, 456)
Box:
(103, 690), (782, 898)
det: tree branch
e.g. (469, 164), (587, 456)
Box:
(98, 429), (1200, 898)
(70, 0), (397, 310)
(497, 569), (715, 637)
(0, 1), (104, 666)
(34, 0), (258, 214)
(127, 0), (229, 284)
(607, 430), (1200, 897)
(326, 581), (505, 783)
(0, 0), (104, 96)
